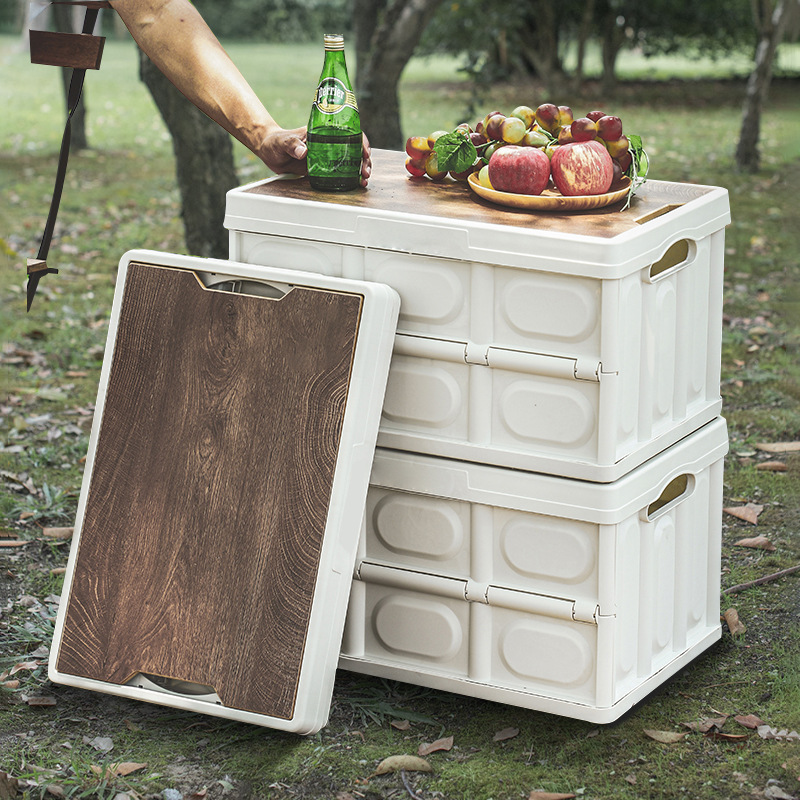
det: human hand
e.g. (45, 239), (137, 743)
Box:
(257, 127), (372, 186)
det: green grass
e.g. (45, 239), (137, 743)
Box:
(1, 33), (800, 800)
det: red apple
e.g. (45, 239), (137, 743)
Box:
(488, 145), (551, 195)
(550, 140), (614, 196)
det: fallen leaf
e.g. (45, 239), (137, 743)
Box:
(704, 731), (748, 742)
(756, 461), (788, 472)
(390, 719), (410, 731)
(0, 680), (20, 690)
(755, 442), (800, 454)
(643, 729), (688, 744)
(84, 735), (113, 752)
(45, 786), (65, 799)
(372, 755), (432, 777)
(418, 736), (453, 756)
(10, 661), (41, 676)
(26, 696), (57, 706)
(0, 771), (19, 800)
(763, 784), (797, 800)
(735, 714), (766, 729)
(0, 540), (29, 548)
(723, 608), (746, 636)
(682, 716), (729, 733)
(183, 788), (207, 800)
(493, 727), (520, 742)
(528, 793), (576, 800)
(724, 503), (764, 525)
(625, 774), (637, 785)
(758, 726), (800, 741)
(735, 535), (776, 551)
(41, 527), (73, 540)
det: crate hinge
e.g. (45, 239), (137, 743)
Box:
(354, 561), (597, 625)
(393, 334), (601, 383)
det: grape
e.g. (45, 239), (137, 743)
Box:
(427, 129), (449, 149)
(424, 151), (447, 181)
(477, 164), (494, 190)
(597, 115), (623, 142)
(451, 164), (477, 182)
(615, 150), (633, 172)
(585, 110), (605, 122)
(534, 103), (560, 134)
(485, 114), (506, 140)
(405, 156), (427, 177)
(605, 135), (630, 159)
(571, 118), (598, 142)
(510, 105), (535, 128)
(405, 136), (432, 161)
(483, 141), (505, 161)
(501, 116), (527, 144)
(557, 125), (574, 145)
(523, 129), (550, 148)
(470, 131), (488, 147)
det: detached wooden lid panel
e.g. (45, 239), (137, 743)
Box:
(56, 262), (363, 720)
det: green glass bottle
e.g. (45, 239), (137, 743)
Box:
(307, 33), (362, 192)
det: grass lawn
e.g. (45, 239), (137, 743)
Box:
(1, 32), (800, 800)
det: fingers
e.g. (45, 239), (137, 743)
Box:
(361, 132), (372, 185)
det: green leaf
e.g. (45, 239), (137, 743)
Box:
(433, 131), (477, 174)
(621, 132), (650, 211)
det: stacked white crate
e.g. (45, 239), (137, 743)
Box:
(224, 150), (731, 722)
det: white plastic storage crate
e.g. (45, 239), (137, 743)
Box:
(338, 417), (728, 724)
(225, 150), (730, 481)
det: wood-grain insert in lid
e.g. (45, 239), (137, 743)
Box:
(56, 261), (364, 720)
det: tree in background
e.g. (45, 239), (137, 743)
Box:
(736, 0), (799, 171)
(51, 3), (90, 151)
(354, 0), (447, 149)
(138, 50), (239, 259)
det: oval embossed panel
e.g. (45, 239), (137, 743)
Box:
(500, 382), (595, 448)
(499, 619), (594, 687)
(371, 259), (464, 326)
(373, 494), (464, 562)
(501, 276), (598, 342)
(500, 516), (596, 584)
(247, 239), (339, 276)
(372, 595), (463, 661)
(382, 361), (462, 429)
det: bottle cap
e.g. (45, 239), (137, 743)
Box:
(323, 33), (345, 50)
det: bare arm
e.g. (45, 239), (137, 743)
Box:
(109, 0), (370, 181)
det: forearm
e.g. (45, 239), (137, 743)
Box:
(109, 0), (278, 153)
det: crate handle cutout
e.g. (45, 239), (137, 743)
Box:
(634, 203), (684, 225)
(642, 473), (695, 521)
(196, 270), (290, 299)
(127, 672), (222, 704)
(644, 238), (695, 283)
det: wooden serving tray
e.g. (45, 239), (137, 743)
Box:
(54, 259), (372, 724)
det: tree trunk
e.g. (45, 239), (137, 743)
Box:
(600, 1), (626, 95)
(356, 0), (446, 149)
(735, 0), (792, 172)
(575, 0), (597, 87)
(139, 50), (239, 258)
(52, 2), (89, 151)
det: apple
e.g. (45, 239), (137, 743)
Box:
(550, 140), (614, 196)
(488, 145), (551, 195)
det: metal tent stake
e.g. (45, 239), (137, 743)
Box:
(27, 0), (110, 311)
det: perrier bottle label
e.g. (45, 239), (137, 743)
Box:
(307, 34), (362, 192)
